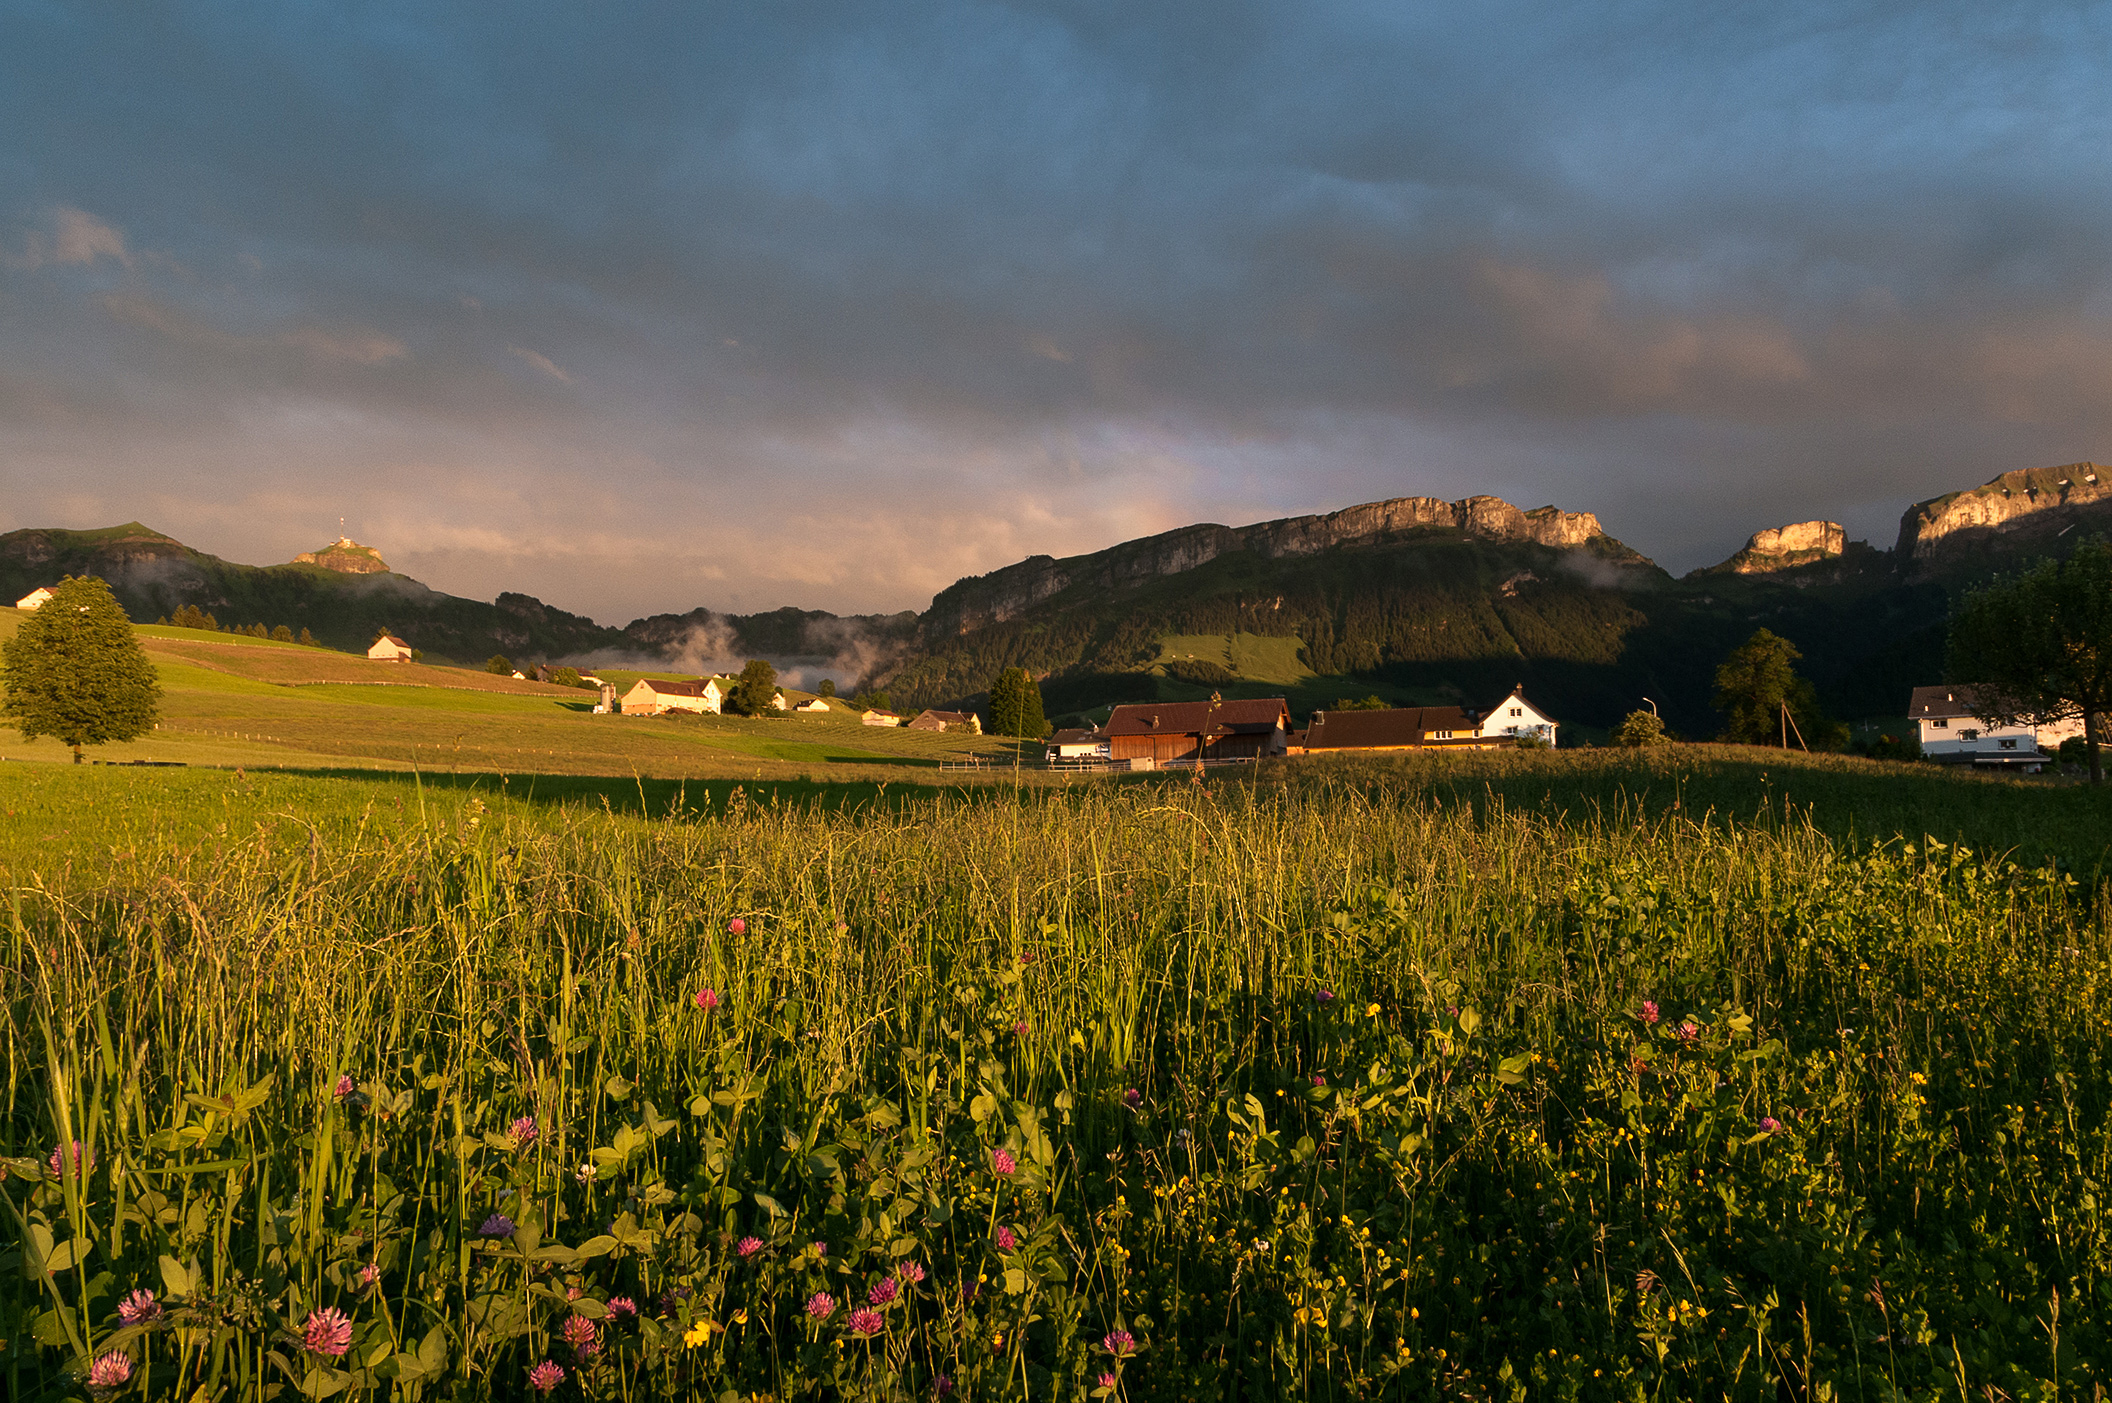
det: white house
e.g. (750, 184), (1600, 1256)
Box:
(1478, 685), (1559, 747)
(15, 587), (55, 610)
(1909, 685), (2082, 771)
(1044, 728), (1109, 763)
(367, 634), (414, 662)
(620, 677), (724, 716)
(794, 698), (833, 713)
(861, 709), (904, 727)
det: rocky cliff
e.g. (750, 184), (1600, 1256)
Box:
(1896, 464), (2112, 573)
(1703, 520), (1847, 575)
(923, 494), (1635, 637)
(291, 536), (390, 574)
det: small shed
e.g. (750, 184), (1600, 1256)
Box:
(15, 587), (55, 611)
(367, 634), (414, 662)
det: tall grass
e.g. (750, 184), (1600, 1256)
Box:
(4, 772), (2109, 1399)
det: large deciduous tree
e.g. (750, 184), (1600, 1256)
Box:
(1712, 629), (1844, 750)
(1947, 538), (2112, 785)
(728, 659), (780, 715)
(3, 575), (162, 764)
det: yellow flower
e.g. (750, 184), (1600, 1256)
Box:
(683, 1323), (710, 1348)
(1366, 1003), (1381, 1018)
(733, 1309), (749, 1325)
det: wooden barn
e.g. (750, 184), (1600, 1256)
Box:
(1299, 706), (1492, 753)
(1102, 697), (1290, 764)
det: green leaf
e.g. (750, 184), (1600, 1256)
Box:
(41, 1237), (90, 1274)
(570, 1298), (610, 1319)
(1495, 1053), (1533, 1086)
(1003, 1268), (1028, 1295)
(604, 1076), (634, 1099)
(159, 1254), (195, 1297)
(969, 1091), (999, 1124)
(752, 1192), (787, 1219)
(416, 1325), (449, 1374)
(574, 1235), (619, 1259)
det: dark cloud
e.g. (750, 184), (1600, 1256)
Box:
(6, 1), (2112, 619)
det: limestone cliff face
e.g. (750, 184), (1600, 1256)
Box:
(924, 495), (1623, 636)
(291, 537), (391, 574)
(1708, 520), (1846, 575)
(1896, 464), (2112, 572)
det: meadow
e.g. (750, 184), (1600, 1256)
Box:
(4, 750), (2111, 1400)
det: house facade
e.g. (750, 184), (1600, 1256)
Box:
(1909, 685), (2082, 770)
(15, 587), (55, 610)
(1103, 697), (1290, 764)
(1478, 686), (1558, 746)
(367, 634), (414, 662)
(619, 677), (725, 716)
(908, 709), (982, 733)
(1044, 728), (1110, 763)
(1299, 706), (1494, 754)
(861, 709), (904, 727)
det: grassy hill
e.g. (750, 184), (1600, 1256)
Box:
(0, 610), (1023, 779)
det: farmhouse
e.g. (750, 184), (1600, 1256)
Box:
(794, 698), (833, 713)
(1044, 727), (1109, 763)
(1478, 686), (1558, 746)
(1103, 697), (1291, 764)
(1300, 706), (1490, 754)
(367, 634), (414, 662)
(1909, 684), (2081, 770)
(861, 709), (904, 726)
(908, 709), (982, 734)
(15, 586), (55, 610)
(619, 676), (724, 716)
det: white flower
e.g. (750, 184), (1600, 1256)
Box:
(575, 1162), (598, 1183)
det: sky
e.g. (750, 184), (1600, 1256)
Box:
(8, 1), (2112, 623)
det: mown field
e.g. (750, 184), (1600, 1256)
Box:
(0, 609), (1019, 779)
(3, 750), (2111, 1400)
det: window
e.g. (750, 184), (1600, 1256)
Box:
(1960, 728), (1979, 740)
(1509, 707), (1522, 717)
(1998, 738), (2017, 750)
(1432, 730), (1453, 740)
(1930, 719), (1948, 729)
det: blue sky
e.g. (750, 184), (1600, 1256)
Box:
(7, 1), (2112, 620)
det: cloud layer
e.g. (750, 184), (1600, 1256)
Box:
(7, 1), (2112, 620)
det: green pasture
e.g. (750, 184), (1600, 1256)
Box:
(4, 757), (2112, 1400)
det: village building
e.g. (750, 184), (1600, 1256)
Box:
(1102, 697), (1291, 764)
(1909, 684), (2082, 770)
(619, 676), (725, 716)
(1299, 706), (1491, 754)
(1478, 686), (1559, 746)
(861, 709), (904, 727)
(15, 586), (55, 610)
(908, 709), (982, 733)
(794, 698), (833, 712)
(367, 634), (414, 662)
(1044, 727), (1110, 763)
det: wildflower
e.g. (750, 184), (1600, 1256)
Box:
(1640, 1000), (1661, 1025)
(608, 1296), (638, 1322)
(1252, 1238), (1271, 1253)
(682, 1322), (710, 1348)
(1678, 1020), (1699, 1044)
(47, 1140), (94, 1180)
(1122, 1088), (1142, 1109)
(116, 1288), (162, 1325)
(727, 918), (747, 935)
(1097, 1373), (1118, 1390)
(303, 1307), (354, 1358)
(333, 1074), (355, 1102)
(868, 1278), (899, 1306)
(575, 1162), (598, 1184)
(996, 1225), (1018, 1251)
(807, 1292), (836, 1319)
(1759, 1116), (1782, 1134)
(934, 1377), (955, 1397)
(1311, 1073), (1326, 1087)
(848, 1308), (885, 1336)
(1103, 1329), (1136, 1356)
(509, 1116), (539, 1150)
(991, 1148), (1017, 1175)
(1365, 1003), (1381, 1018)
(737, 1235), (764, 1257)
(895, 1260), (926, 1284)
(1012, 1020), (1030, 1036)
(1019, 949), (1038, 965)
(694, 987), (720, 1011)
(86, 1351), (133, 1392)
(565, 1285), (582, 1300)
(811, 1240), (828, 1258)
(1316, 989), (1335, 1003)
(358, 1263), (382, 1293)
(479, 1213), (516, 1237)
(561, 1314), (600, 1358)
(528, 1361), (565, 1393)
